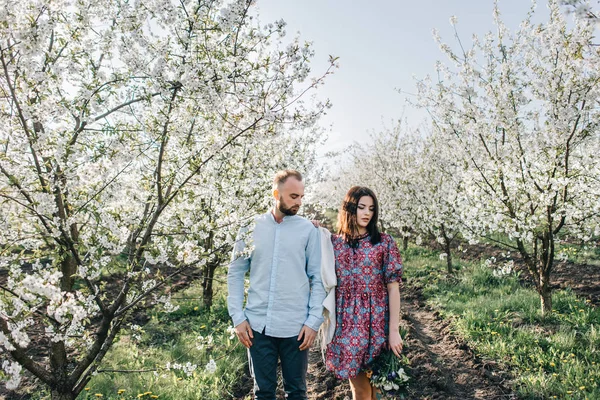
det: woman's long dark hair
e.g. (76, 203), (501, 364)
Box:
(337, 186), (381, 246)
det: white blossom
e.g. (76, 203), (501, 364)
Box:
(1, 361), (22, 390)
(204, 358), (217, 374)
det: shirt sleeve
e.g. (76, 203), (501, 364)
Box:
(384, 234), (404, 284)
(227, 227), (251, 328)
(303, 225), (326, 331)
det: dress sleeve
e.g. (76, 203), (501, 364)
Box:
(383, 234), (403, 284)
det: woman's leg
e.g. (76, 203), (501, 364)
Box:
(348, 372), (373, 400)
(371, 386), (380, 400)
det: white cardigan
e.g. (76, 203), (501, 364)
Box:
(319, 227), (336, 353)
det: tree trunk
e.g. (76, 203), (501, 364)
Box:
(401, 226), (411, 250)
(444, 239), (453, 275)
(51, 250), (76, 396)
(540, 275), (552, 315)
(202, 230), (216, 309)
(202, 262), (218, 309)
(537, 232), (555, 316)
(441, 224), (453, 274)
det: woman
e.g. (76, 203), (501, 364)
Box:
(325, 186), (404, 400)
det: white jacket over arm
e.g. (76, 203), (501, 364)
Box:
(319, 227), (336, 349)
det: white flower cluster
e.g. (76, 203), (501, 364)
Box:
(176, 241), (200, 264)
(196, 334), (214, 351)
(155, 295), (179, 313)
(218, 0), (252, 30)
(492, 260), (515, 278)
(484, 257), (497, 268)
(165, 361), (198, 377)
(130, 324), (144, 342)
(204, 358), (217, 374)
(8, 266), (62, 307)
(226, 325), (236, 340)
(560, 0), (594, 19)
(6, 320), (32, 349)
(3, 265), (96, 347)
(0, 331), (15, 351)
(382, 367), (410, 391)
(1, 360), (22, 390)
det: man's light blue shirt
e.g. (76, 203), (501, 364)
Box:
(227, 211), (325, 338)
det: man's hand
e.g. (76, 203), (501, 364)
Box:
(234, 320), (254, 349)
(297, 325), (317, 351)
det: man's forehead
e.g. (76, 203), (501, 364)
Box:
(280, 178), (304, 192)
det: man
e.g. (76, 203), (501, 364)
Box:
(227, 169), (325, 400)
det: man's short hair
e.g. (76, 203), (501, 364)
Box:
(273, 169), (303, 190)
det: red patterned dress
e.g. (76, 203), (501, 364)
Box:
(325, 232), (403, 380)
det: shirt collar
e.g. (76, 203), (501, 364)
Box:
(268, 210), (296, 224)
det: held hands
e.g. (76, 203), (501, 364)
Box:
(388, 330), (404, 358)
(297, 325), (317, 351)
(234, 320), (254, 349)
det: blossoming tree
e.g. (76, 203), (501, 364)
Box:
(0, 0), (333, 396)
(327, 123), (465, 273)
(415, 2), (600, 314)
(318, 124), (418, 240)
(402, 131), (466, 274)
(560, 0), (599, 19)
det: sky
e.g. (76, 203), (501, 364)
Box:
(251, 0), (551, 157)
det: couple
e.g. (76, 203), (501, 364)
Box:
(227, 170), (404, 400)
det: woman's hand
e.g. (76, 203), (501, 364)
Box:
(311, 219), (321, 228)
(388, 330), (404, 358)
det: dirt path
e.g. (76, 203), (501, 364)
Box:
(398, 285), (516, 400)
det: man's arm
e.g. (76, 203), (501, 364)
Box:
(227, 228), (254, 348)
(227, 228), (251, 329)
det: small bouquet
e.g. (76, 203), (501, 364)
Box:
(366, 349), (410, 399)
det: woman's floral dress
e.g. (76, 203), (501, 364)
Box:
(325, 233), (403, 380)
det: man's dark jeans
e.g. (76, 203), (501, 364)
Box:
(248, 329), (309, 400)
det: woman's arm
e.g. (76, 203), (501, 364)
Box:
(387, 281), (403, 357)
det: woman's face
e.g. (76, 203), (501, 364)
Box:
(356, 195), (374, 230)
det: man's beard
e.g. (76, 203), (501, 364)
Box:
(278, 197), (299, 216)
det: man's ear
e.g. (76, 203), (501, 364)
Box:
(272, 188), (279, 200)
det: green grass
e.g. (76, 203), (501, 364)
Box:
(403, 244), (600, 399)
(72, 280), (247, 400)
(555, 242), (600, 266)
